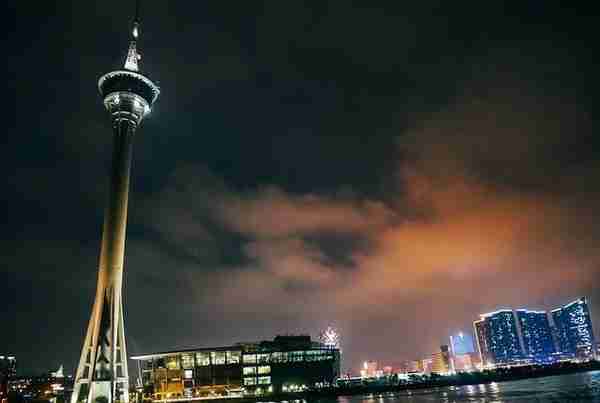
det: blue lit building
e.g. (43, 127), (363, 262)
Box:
(515, 310), (555, 363)
(551, 297), (596, 359)
(450, 332), (475, 355)
(477, 310), (524, 365)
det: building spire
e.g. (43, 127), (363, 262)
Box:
(124, 0), (142, 71)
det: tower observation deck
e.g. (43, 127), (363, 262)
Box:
(71, 2), (159, 403)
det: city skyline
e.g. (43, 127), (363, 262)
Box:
(4, 1), (600, 375)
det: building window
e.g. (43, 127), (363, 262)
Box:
(196, 352), (210, 366)
(243, 354), (257, 364)
(243, 367), (256, 375)
(257, 353), (270, 363)
(243, 377), (256, 386)
(184, 370), (193, 379)
(165, 355), (180, 370)
(257, 376), (271, 385)
(270, 352), (283, 363)
(211, 351), (226, 365)
(290, 351), (304, 362)
(227, 351), (241, 364)
(181, 353), (194, 369)
(257, 366), (270, 375)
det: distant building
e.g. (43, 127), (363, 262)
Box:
(452, 353), (474, 372)
(450, 332), (475, 356)
(474, 310), (524, 365)
(420, 358), (434, 374)
(0, 355), (16, 403)
(360, 361), (378, 378)
(132, 335), (340, 400)
(551, 297), (596, 360)
(515, 309), (555, 362)
(402, 360), (422, 373)
(473, 318), (492, 366)
(431, 345), (451, 374)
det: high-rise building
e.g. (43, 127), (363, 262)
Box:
(71, 3), (160, 403)
(515, 309), (555, 362)
(0, 356), (16, 403)
(450, 332), (475, 356)
(551, 297), (596, 359)
(431, 345), (451, 374)
(0, 356), (16, 379)
(475, 310), (524, 365)
(473, 319), (492, 366)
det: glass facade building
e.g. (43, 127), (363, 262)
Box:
(450, 332), (475, 356)
(132, 336), (340, 401)
(473, 319), (492, 366)
(475, 310), (524, 365)
(551, 297), (596, 359)
(515, 310), (555, 363)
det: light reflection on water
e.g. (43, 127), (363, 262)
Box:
(305, 371), (600, 403)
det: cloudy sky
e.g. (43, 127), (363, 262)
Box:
(3, 1), (600, 374)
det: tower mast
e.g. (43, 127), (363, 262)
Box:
(71, 2), (160, 403)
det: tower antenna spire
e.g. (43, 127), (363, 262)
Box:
(132, 0), (141, 39)
(125, 0), (142, 71)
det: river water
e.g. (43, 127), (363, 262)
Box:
(308, 371), (600, 402)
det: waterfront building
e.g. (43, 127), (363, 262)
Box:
(473, 319), (492, 366)
(401, 360), (422, 373)
(450, 332), (475, 356)
(452, 353), (474, 372)
(475, 310), (524, 365)
(131, 335), (340, 400)
(360, 361), (377, 378)
(431, 346), (451, 374)
(515, 309), (555, 362)
(420, 358), (434, 374)
(551, 297), (596, 359)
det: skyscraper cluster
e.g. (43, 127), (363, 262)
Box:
(474, 297), (596, 367)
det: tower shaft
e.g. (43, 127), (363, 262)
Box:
(72, 120), (137, 403)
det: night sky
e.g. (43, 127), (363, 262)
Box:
(4, 1), (600, 375)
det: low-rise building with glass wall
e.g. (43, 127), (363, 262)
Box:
(132, 335), (340, 401)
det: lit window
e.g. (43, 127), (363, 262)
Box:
(243, 377), (256, 386)
(227, 351), (241, 364)
(243, 367), (256, 375)
(257, 353), (270, 363)
(211, 351), (226, 365)
(257, 366), (270, 375)
(181, 354), (194, 369)
(196, 352), (210, 366)
(165, 356), (180, 370)
(258, 376), (271, 385)
(243, 354), (257, 364)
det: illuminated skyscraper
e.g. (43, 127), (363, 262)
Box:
(450, 332), (475, 356)
(71, 2), (160, 403)
(515, 309), (555, 362)
(473, 318), (492, 366)
(551, 297), (596, 359)
(475, 310), (524, 365)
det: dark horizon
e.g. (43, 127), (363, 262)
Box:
(3, 1), (600, 375)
